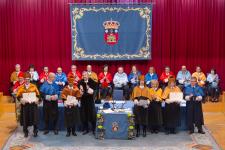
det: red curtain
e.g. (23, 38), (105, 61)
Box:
(0, 0), (225, 94)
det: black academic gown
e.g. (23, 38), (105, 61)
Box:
(78, 79), (97, 124)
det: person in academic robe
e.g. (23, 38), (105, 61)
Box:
(10, 64), (23, 98)
(78, 71), (97, 135)
(145, 67), (158, 88)
(13, 72), (25, 94)
(16, 72), (40, 137)
(13, 72), (25, 122)
(148, 80), (163, 134)
(61, 77), (81, 137)
(192, 66), (206, 87)
(113, 67), (130, 100)
(39, 66), (49, 84)
(67, 65), (82, 86)
(131, 75), (150, 137)
(160, 66), (175, 89)
(176, 65), (191, 90)
(40, 72), (60, 135)
(28, 64), (39, 86)
(128, 65), (141, 94)
(87, 65), (98, 83)
(98, 64), (113, 99)
(206, 69), (220, 102)
(162, 77), (182, 134)
(55, 67), (67, 91)
(184, 77), (205, 134)
(10, 64), (22, 85)
(87, 65), (98, 101)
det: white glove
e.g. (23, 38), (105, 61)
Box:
(185, 96), (190, 101)
(134, 99), (138, 105)
(20, 98), (26, 105)
(35, 97), (39, 104)
(196, 96), (202, 101)
(146, 81), (150, 85)
(179, 80), (185, 84)
(87, 88), (94, 94)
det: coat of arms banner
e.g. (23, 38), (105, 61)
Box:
(70, 4), (152, 60)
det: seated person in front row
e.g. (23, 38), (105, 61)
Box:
(16, 72), (40, 138)
(192, 66), (206, 87)
(128, 65), (141, 93)
(40, 73), (60, 135)
(55, 67), (67, 91)
(98, 65), (113, 99)
(10, 64), (22, 85)
(67, 65), (82, 86)
(206, 68), (220, 102)
(184, 77), (205, 134)
(113, 67), (130, 100)
(148, 80), (163, 134)
(145, 66), (158, 88)
(132, 75), (150, 137)
(176, 65), (191, 90)
(28, 64), (39, 85)
(61, 76), (81, 137)
(87, 65), (98, 100)
(162, 77), (182, 134)
(160, 66), (175, 89)
(39, 66), (49, 84)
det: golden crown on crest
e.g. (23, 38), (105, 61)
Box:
(103, 19), (120, 30)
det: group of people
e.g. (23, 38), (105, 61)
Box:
(10, 63), (220, 138)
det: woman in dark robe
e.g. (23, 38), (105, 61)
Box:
(148, 80), (163, 133)
(162, 77), (182, 134)
(131, 75), (150, 137)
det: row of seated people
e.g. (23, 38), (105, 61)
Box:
(14, 71), (206, 138)
(10, 64), (220, 102)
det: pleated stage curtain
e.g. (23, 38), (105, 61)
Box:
(0, 0), (225, 94)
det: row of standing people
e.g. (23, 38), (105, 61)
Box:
(15, 70), (205, 138)
(16, 71), (98, 138)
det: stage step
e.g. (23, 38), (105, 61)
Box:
(0, 103), (15, 113)
(0, 92), (15, 113)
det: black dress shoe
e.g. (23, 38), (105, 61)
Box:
(54, 130), (58, 135)
(154, 130), (159, 134)
(198, 130), (205, 134)
(136, 130), (140, 137)
(143, 131), (147, 137)
(165, 130), (170, 135)
(43, 130), (49, 135)
(72, 132), (77, 136)
(82, 131), (89, 135)
(189, 130), (194, 134)
(66, 132), (70, 137)
(33, 132), (38, 137)
(24, 132), (28, 138)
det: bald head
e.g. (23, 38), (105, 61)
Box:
(15, 64), (21, 72)
(87, 65), (92, 72)
(181, 65), (187, 72)
(118, 67), (124, 74)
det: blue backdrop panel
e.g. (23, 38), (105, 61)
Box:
(70, 4), (152, 60)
